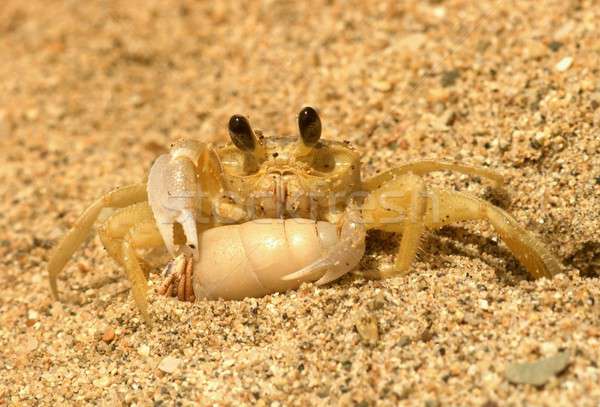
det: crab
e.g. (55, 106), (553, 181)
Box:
(48, 107), (562, 324)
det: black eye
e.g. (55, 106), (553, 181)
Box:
(228, 114), (255, 151)
(298, 106), (321, 145)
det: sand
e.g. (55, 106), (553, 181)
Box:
(1, 0), (599, 405)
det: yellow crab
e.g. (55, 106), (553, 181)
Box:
(48, 107), (562, 324)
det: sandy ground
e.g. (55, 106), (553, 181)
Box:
(1, 0), (599, 405)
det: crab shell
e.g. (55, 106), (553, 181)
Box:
(147, 136), (363, 254)
(214, 136), (362, 220)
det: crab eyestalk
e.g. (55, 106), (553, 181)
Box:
(228, 114), (266, 160)
(295, 106), (322, 156)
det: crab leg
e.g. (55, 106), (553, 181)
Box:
(157, 253), (195, 302)
(121, 239), (153, 325)
(362, 173), (562, 279)
(421, 189), (562, 278)
(48, 183), (147, 300)
(361, 173), (429, 279)
(97, 202), (164, 272)
(97, 203), (165, 325)
(362, 159), (504, 190)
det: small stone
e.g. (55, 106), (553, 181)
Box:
(392, 384), (413, 399)
(129, 94), (144, 107)
(397, 139), (410, 150)
(526, 41), (547, 59)
(46, 104), (65, 119)
(440, 109), (456, 126)
(398, 33), (427, 51)
(353, 308), (379, 345)
(93, 376), (110, 387)
(540, 342), (558, 356)
(397, 336), (411, 347)
(101, 327), (115, 344)
(440, 69), (460, 87)
(479, 299), (489, 310)
(430, 111), (454, 131)
(554, 21), (574, 40)
(420, 328), (434, 342)
(25, 108), (39, 121)
(555, 57), (573, 72)
(547, 41), (563, 52)
(372, 80), (393, 92)
(138, 344), (150, 357)
(368, 292), (386, 310)
(23, 336), (38, 354)
(428, 87), (451, 103)
(505, 351), (570, 386)
(317, 385), (330, 398)
(27, 309), (39, 321)
(158, 356), (182, 373)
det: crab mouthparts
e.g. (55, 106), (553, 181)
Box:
(249, 171), (312, 219)
(273, 173), (288, 218)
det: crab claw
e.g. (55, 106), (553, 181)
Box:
(148, 140), (224, 258)
(281, 207), (366, 285)
(147, 153), (200, 257)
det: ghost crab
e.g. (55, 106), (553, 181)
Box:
(48, 107), (562, 324)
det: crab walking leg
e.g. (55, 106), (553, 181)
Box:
(362, 160), (504, 190)
(157, 253), (196, 302)
(421, 189), (562, 278)
(97, 202), (164, 274)
(51, 198), (163, 324)
(363, 177), (562, 278)
(99, 205), (165, 325)
(121, 237), (154, 326)
(361, 173), (428, 278)
(48, 184), (147, 299)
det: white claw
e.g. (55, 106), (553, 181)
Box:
(148, 154), (200, 256)
(148, 155), (176, 254)
(177, 209), (199, 258)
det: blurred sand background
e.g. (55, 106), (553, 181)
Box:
(1, 0), (599, 405)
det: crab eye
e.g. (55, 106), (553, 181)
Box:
(228, 114), (256, 151)
(298, 106), (321, 146)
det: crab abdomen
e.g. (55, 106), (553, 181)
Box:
(192, 218), (339, 299)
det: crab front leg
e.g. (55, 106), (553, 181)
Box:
(147, 139), (223, 257)
(362, 173), (562, 279)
